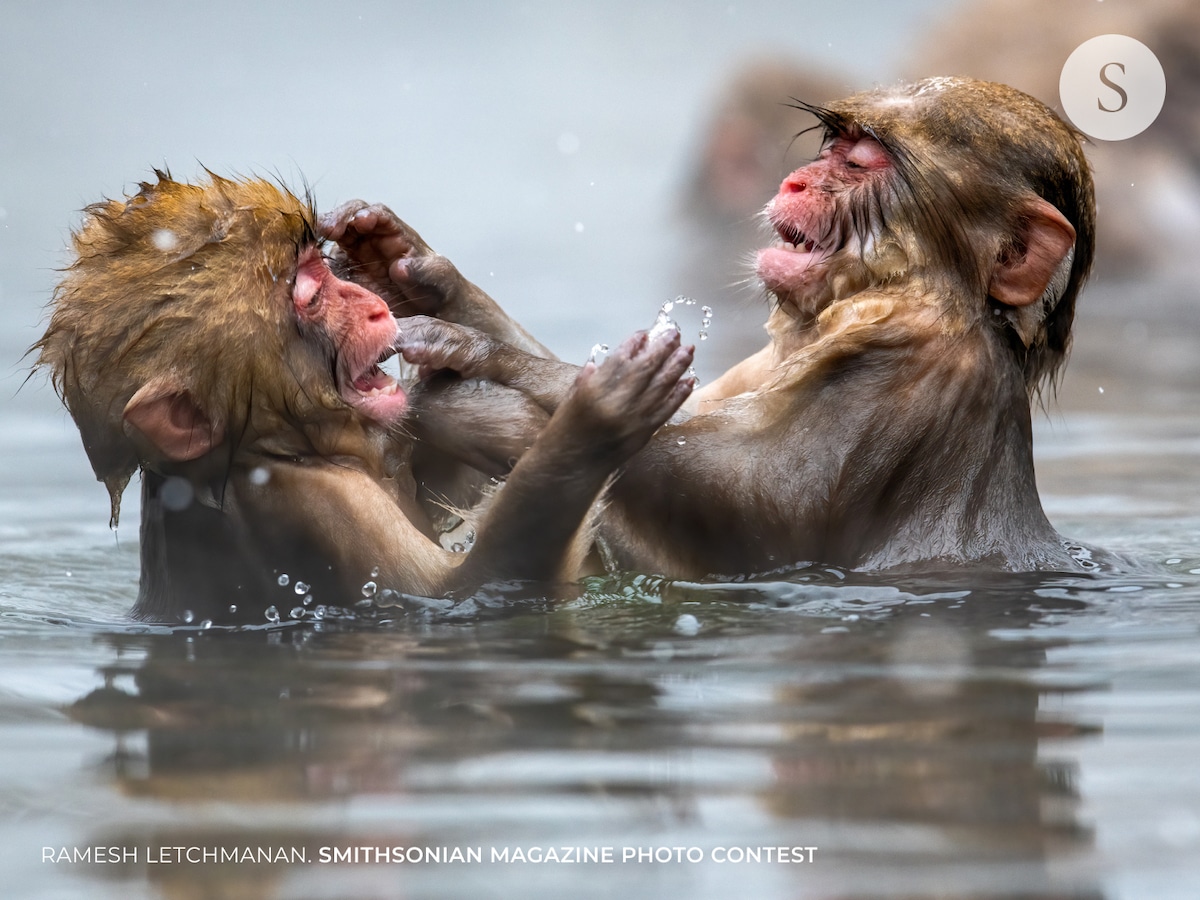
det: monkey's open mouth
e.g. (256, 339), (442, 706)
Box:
(776, 223), (818, 254)
(342, 349), (408, 422)
(756, 210), (837, 300)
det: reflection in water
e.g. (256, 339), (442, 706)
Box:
(50, 569), (1137, 899)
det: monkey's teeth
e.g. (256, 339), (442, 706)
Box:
(779, 238), (817, 254)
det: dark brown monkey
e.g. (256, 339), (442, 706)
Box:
(35, 174), (694, 623)
(328, 77), (1099, 577)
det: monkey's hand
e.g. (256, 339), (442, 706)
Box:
(318, 201), (448, 316)
(398, 315), (577, 412)
(555, 329), (696, 461)
(396, 315), (511, 381)
(450, 328), (695, 591)
(320, 201), (550, 357)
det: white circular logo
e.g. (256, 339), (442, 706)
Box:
(1059, 34), (1166, 141)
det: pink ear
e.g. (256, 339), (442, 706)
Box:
(123, 379), (222, 462)
(989, 197), (1076, 307)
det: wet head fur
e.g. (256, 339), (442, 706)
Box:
(35, 172), (343, 524)
(789, 77), (1095, 391)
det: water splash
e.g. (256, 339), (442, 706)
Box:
(277, 574), (290, 587)
(650, 297), (712, 381)
(588, 343), (609, 365)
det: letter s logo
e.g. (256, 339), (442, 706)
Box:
(1061, 35), (1165, 140)
(1098, 62), (1129, 112)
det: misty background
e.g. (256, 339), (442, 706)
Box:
(4, 0), (1197, 530)
(1, 0), (952, 406)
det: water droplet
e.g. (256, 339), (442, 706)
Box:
(676, 436), (687, 446)
(182, 609), (195, 624)
(588, 342), (609, 365)
(673, 613), (701, 636)
(264, 606), (280, 623)
(362, 581), (378, 598)
(277, 574), (290, 587)
(228, 604), (238, 614)
(370, 566), (380, 578)
(248, 466), (270, 486)
(294, 581), (310, 594)
(451, 542), (466, 553)
(313, 605), (327, 620)
(199, 619), (213, 630)
(159, 476), (195, 512)
(290, 607), (306, 619)
(151, 228), (178, 252)
(355, 598), (374, 609)
(302, 594), (313, 606)
(1098, 386), (1105, 394)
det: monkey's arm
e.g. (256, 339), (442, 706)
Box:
(319, 201), (551, 357)
(402, 318), (698, 481)
(234, 331), (693, 596)
(451, 329), (695, 589)
(399, 315), (580, 413)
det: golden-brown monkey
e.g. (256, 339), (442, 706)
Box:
(36, 173), (694, 622)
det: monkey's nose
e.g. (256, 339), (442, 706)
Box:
(781, 175), (807, 194)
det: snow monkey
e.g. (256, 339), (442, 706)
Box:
(330, 77), (1098, 577)
(36, 174), (694, 622)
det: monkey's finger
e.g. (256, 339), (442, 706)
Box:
(619, 327), (683, 375)
(626, 345), (694, 412)
(317, 200), (371, 240)
(395, 315), (455, 349)
(608, 330), (650, 364)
